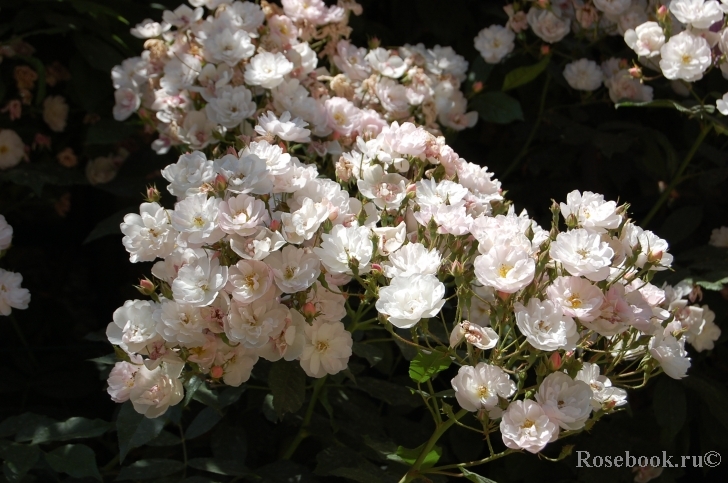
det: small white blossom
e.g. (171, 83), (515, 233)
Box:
(474, 245), (535, 294)
(129, 362), (184, 418)
(624, 22), (665, 58)
(563, 59), (603, 91)
(550, 229), (614, 281)
(314, 225), (373, 275)
(121, 202), (177, 262)
(266, 245), (321, 293)
(0, 269), (30, 316)
(244, 52), (294, 89)
(649, 332), (691, 379)
(536, 371), (593, 430)
(659, 31), (712, 82)
(474, 25), (515, 64)
(449, 321), (499, 350)
(375, 274), (446, 328)
(451, 363), (516, 413)
(515, 298), (579, 351)
(300, 320), (353, 378)
(500, 400), (559, 453)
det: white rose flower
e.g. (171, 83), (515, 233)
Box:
(258, 308), (307, 362)
(375, 274), (446, 328)
(225, 298), (290, 348)
(372, 222), (407, 256)
(201, 29), (255, 66)
(214, 344), (258, 387)
(474, 245), (535, 294)
(624, 21), (665, 58)
(129, 361), (184, 418)
(686, 305), (721, 352)
(153, 300), (210, 348)
(218, 193), (270, 237)
(563, 59), (603, 91)
(162, 151), (216, 198)
(474, 25), (515, 64)
(229, 227), (286, 261)
(171, 256), (228, 306)
(162, 4), (203, 28)
(0, 215), (13, 251)
(526, 8), (570, 44)
(171, 192), (224, 247)
(449, 321), (499, 350)
(255, 111), (311, 143)
(575, 362), (628, 410)
(383, 242), (442, 279)
(225, 259), (273, 305)
(560, 190), (621, 233)
(659, 31), (712, 81)
(286, 42), (318, 75)
(205, 85), (256, 129)
(42, 95), (69, 132)
(365, 48), (408, 78)
(244, 52), (294, 89)
(215, 153), (273, 195)
(106, 299), (161, 354)
(606, 69), (654, 102)
(515, 298), (579, 351)
(130, 19), (170, 39)
(314, 225), (373, 275)
(546, 276), (603, 322)
(0, 269), (30, 316)
(357, 165), (408, 211)
(333, 40), (371, 81)
(635, 230), (673, 270)
(451, 363), (516, 413)
(113, 87), (141, 121)
(300, 320), (353, 378)
(649, 332), (691, 379)
(107, 357), (143, 403)
(0, 130), (25, 170)
(121, 202), (177, 263)
(536, 371), (593, 430)
(324, 97), (362, 136)
(550, 228), (614, 281)
(500, 400), (559, 453)
(709, 225), (728, 246)
(670, 0), (724, 29)
(280, 198), (329, 244)
(716, 93), (728, 115)
(86, 155), (120, 186)
(266, 245), (321, 293)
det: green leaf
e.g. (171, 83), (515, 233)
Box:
(658, 205), (703, 245)
(116, 401), (166, 462)
(30, 417), (111, 444)
(409, 349), (452, 383)
(45, 444), (102, 481)
(460, 468), (498, 482)
(187, 458), (246, 476)
(0, 162), (87, 196)
(315, 446), (390, 483)
(352, 342), (384, 367)
(502, 56), (550, 91)
(116, 458), (185, 481)
(84, 207), (136, 244)
(0, 413), (54, 440)
(388, 443), (442, 470)
(0, 444), (40, 482)
(211, 424), (247, 474)
(352, 376), (422, 407)
(268, 360), (306, 418)
(183, 375), (204, 407)
(185, 407), (222, 440)
(146, 430), (182, 447)
(470, 91), (524, 124)
(653, 377), (686, 442)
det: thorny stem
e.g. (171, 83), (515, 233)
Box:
(641, 123), (711, 227)
(502, 74), (551, 180)
(281, 375), (327, 460)
(398, 409), (468, 483)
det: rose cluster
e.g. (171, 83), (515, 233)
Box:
(113, 0), (476, 158)
(443, 187), (702, 455)
(106, 116), (495, 418)
(0, 214), (31, 317)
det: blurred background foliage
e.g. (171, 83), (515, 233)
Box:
(0, 0), (727, 482)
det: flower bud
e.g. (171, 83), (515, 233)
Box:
(269, 219), (281, 231)
(628, 66), (642, 79)
(210, 365), (224, 379)
(135, 277), (157, 297)
(368, 37), (380, 49)
(302, 302), (317, 319)
(540, 45), (550, 56)
(145, 185), (161, 203)
(472, 81), (484, 93)
(656, 5), (668, 22)
(548, 352), (562, 371)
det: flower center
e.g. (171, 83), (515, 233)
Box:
(477, 385), (489, 399)
(0, 145), (8, 154)
(315, 340), (329, 352)
(567, 294), (582, 308)
(522, 419), (535, 429)
(497, 264), (512, 278)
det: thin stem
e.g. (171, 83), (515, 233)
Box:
(281, 375), (327, 460)
(177, 423), (188, 479)
(641, 123), (711, 227)
(502, 74), (551, 180)
(398, 409), (468, 483)
(426, 448), (517, 472)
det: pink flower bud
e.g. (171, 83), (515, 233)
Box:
(540, 45), (550, 56)
(210, 366), (224, 379)
(146, 185), (161, 202)
(225, 146), (237, 156)
(549, 352), (562, 370)
(473, 81), (484, 93)
(269, 219), (281, 231)
(656, 5), (668, 22)
(628, 66), (642, 79)
(139, 278), (155, 292)
(302, 302), (317, 318)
